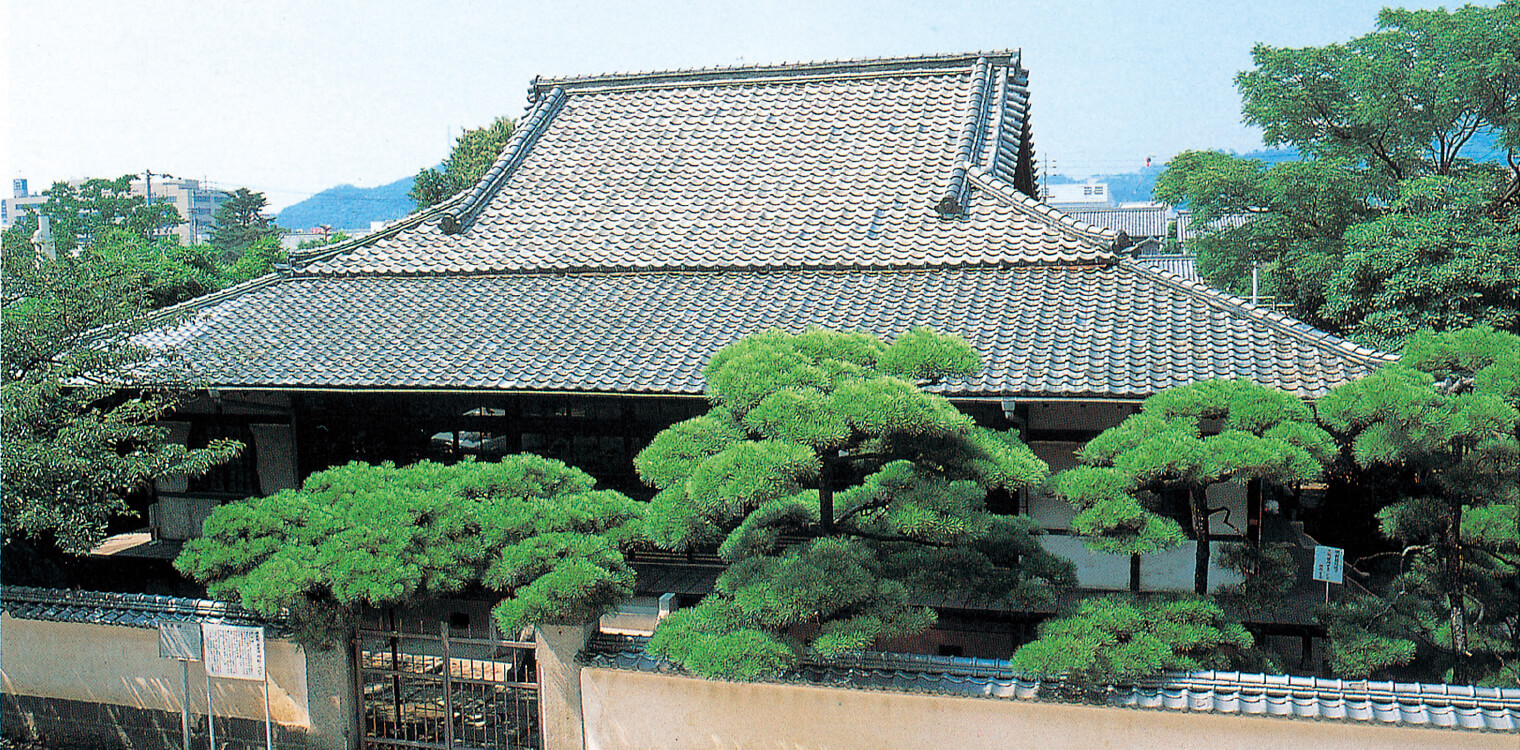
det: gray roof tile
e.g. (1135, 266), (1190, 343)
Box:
(139, 263), (1387, 399)
(1, 585), (280, 633)
(1136, 254), (1200, 282)
(1068, 206), (1169, 239)
(136, 53), (1390, 399)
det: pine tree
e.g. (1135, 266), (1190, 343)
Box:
(177, 455), (644, 647)
(208, 188), (282, 266)
(637, 327), (1074, 679)
(1053, 378), (1335, 594)
(1011, 595), (1254, 690)
(409, 116), (517, 209)
(1317, 327), (1519, 685)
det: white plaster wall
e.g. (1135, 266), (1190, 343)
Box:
(155, 497), (224, 541)
(579, 668), (1509, 750)
(1039, 536), (1245, 592)
(1207, 481), (1249, 536)
(0, 614), (308, 725)
(1140, 540), (1245, 592)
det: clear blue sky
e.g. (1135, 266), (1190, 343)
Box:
(4, 0), (1462, 211)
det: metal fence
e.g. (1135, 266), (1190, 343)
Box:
(356, 609), (540, 750)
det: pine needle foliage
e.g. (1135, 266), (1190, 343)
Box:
(1054, 378), (1335, 593)
(1316, 327), (1519, 685)
(639, 327), (1074, 679)
(176, 455), (643, 647)
(1010, 594), (1254, 687)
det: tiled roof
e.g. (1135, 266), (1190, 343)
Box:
(132, 52), (1391, 400)
(1136, 254), (1200, 282)
(138, 262), (1388, 399)
(585, 635), (1520, 732)
(1067, 206), (1169, 239)
(1177, 211), (1256, 243)
(293, 53), (1108, 276)
(1, 585), (280, 632)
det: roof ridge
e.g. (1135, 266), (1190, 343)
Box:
(289, 192), (464, 267)
(441, 87), (568, 234)
(967, 169), (1122, 254)
(984, 66), (1034, 192)
(301, 259), (1111, 280)
(935, 56), (993, 215)
(1117, 258), (1398, 366)
(133, 190), (472, 334)
(532, 50), (1021, 96)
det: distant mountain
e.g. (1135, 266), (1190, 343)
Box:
(276, 175), (416, 231)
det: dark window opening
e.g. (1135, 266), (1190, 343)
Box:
(186, 421), (260, 497)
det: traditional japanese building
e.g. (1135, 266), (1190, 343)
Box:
(132, 51), (1390, 599)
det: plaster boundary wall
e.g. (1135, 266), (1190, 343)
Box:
(579, 666), (1517, 750)
(0, 613), (354, 750)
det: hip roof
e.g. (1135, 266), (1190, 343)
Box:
(133, 53), (1391, 398)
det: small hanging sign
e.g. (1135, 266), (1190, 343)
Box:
(158, 620), (202, 662)
(1312, 545), (1345, 584)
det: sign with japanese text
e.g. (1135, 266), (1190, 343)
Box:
(201, 623), (265, 680)
(1312, 545), (1345, 584)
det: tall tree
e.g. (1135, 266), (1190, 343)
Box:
(409, 116), (517, 209)
(177, 455), (644, 646)
(1155, 3), (1520, 349)
(2, 229), (238, 554)
(208, 188), (282, 266)
(1317, 327), (1519, 685)
(1053, 378), (1335, 595)
(637, 328), (1073, 680)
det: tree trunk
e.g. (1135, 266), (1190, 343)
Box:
(1447, 500), (1469, 684)
(819, 450), (837, 533)
(1129, 554), (1141, 593)
(1190, 487), (1210, 595)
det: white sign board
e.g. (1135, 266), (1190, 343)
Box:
(158, 620), (202, 661)
(201, 624), (265, 680)
(1312, 545), (1345, 584)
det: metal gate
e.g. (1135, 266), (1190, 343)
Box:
(355, 608), (541, 750)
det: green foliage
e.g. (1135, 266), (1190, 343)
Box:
(176, 455), (643, 647)
(1156, 4), (1520, 348)
(2, 230), (238, 553)
(209, 188), (283, 267)
(1316, 328), (1519, 684)
(1325, 173), (1520, 350)
(640, 327), (1072, 679)
(219, 235), (286, 285)
(1216, 543), (1300, 620)
(1, 175), (182, 254)
(409, 116), (518, 209)
(294, 231), (351, 250)
(1010, 595), (1254, 686)
(1055, 379), (1332, 592)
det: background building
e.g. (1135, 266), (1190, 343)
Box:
(3, 175), (231, 245)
